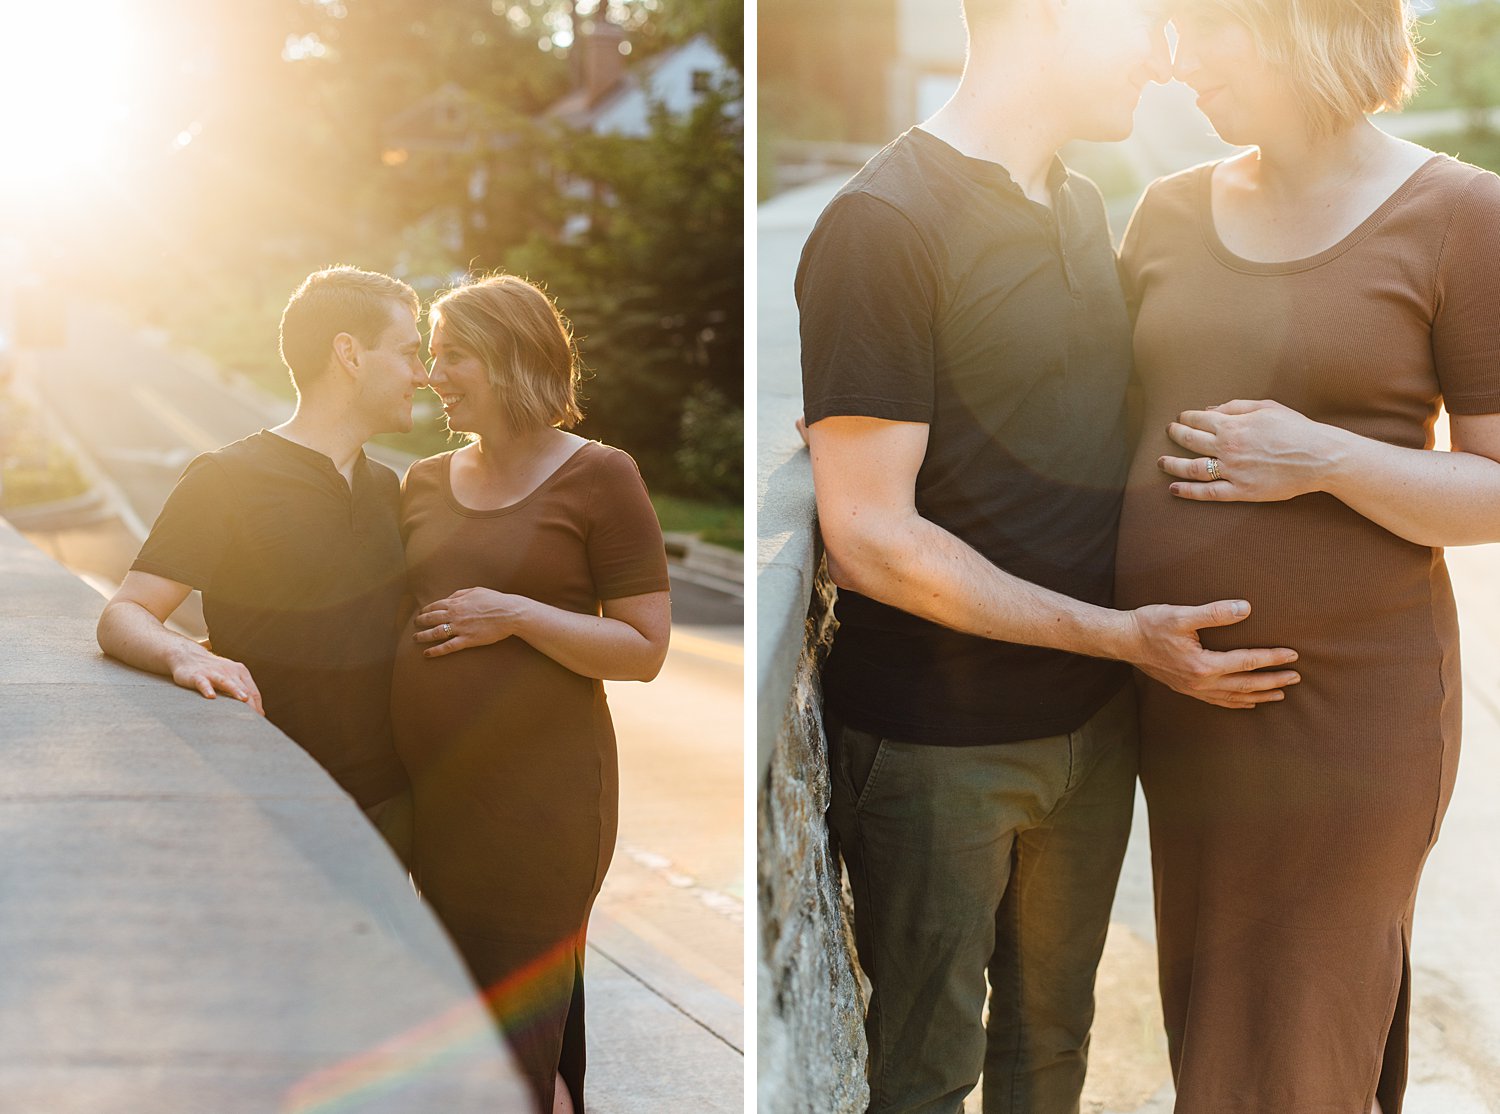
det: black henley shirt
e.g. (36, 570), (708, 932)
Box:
(132, 430), (408, 806)
(798, 127), (1134, 745)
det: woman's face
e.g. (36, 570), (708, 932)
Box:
(427, 321), (495, 434)
(1171, 5), (1296, 146)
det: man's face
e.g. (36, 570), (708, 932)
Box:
(355, 302), (426, 435)
(1054, 0), (1173, 142)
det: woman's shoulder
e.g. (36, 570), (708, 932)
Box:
(400, 449), (458, 497)
(1140, 159), (1218, 213)
(573, 439), (647, 487)
(1378, 151), (1500, 265)
(1121, 160), (1217, 262)
(1413, 151), (1500, 211)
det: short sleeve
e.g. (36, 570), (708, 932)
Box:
(1433, 170), (1500, 415)
(131, 454), (240, 590)
(796, 191), (940, 426)
(585, 448), (671, 601)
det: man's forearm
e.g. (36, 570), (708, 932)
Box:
(830, 511), (1139, 662)
(97, 600), (202, 676)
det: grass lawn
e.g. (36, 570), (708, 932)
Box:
(1418, 129), (1500, 175)
(0, 447), (88, 509)
(649, 492), (743, 551)
(0, 395), (90, 509)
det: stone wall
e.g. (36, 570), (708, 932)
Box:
(757, 565), (867, 1113)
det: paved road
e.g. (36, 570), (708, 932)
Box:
(18, 302), (744, 1112)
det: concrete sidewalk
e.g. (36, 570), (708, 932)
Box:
(587, 907), (744, 1113)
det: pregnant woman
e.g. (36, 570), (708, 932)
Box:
(1115, 2), (1500, 1111)
(390, 275), (671, 1113)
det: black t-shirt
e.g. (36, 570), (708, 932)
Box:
(132, 431), (408, 806)
(798, 127), (1133, 745)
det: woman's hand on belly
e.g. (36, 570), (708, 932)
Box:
(1160, 399), (1339, 503)
(413, 588), (529, 658)
(1161, 401), (1500, 547)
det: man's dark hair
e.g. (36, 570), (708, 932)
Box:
(278, 266), (419, 392)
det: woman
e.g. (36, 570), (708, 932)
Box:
(389, 274), (671, 1114)
(1115, 2), (1500, 1111)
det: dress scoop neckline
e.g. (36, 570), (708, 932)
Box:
(1197, 154), (1447, 275)
(440, 438), (596, 518)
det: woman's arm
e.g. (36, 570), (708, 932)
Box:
(412, 588), (671, 681)
(1159, 400), (1500, 547)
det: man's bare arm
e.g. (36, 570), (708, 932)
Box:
(808, 415), (1300, 710)
(97, 571), (264, 714)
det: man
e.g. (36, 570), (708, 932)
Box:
(97, 266), (428, 853)
(798, 2), (1302, 1111)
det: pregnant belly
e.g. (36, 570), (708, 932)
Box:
(1115, 470), (1441, 659)
(389, 627), (601, 776)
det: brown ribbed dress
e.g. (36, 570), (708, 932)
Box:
(1115, 156), (1500, 1114)
(390, 441), (669, 1113)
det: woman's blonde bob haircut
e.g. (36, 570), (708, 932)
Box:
(429, 273), (584, 433)
(1186, 0), (1421, 135)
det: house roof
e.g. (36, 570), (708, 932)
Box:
(545, 34), (739, 138)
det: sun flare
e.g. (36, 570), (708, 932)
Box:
(0, 1), (140, 207)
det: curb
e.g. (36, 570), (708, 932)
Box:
(0, 488), (112, 532)
(7, 361), (149, 543)
(665, 532), (744, 596)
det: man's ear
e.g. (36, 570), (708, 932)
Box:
(331, 331), (360, 377)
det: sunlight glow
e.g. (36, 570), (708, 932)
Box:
(0, 1), (140, 205)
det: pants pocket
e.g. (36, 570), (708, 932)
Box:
(844, 729), (888, 812)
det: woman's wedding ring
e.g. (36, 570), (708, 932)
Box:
(442, 623), (454, 637)
(1206, 458), (1223, 482)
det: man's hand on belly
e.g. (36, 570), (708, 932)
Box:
(1126, 599), (1301, 710)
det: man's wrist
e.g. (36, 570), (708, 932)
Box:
(1041, 600), (1140, 662)
(1089, 607), (1143, 664)
(164, 637), (213, 674)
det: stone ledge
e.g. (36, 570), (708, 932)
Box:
(0, 518), (531, 1111)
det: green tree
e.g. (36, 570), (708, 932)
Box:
(510, 82), (743, 490)
(1417, 1), (1500, 134)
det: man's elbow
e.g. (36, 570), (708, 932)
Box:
(819, 523), (897, 597)
(96, 597), (155, 662)
(96, 600), (125, 657)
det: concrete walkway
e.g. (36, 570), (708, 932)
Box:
(761, 157), (1500, 1114)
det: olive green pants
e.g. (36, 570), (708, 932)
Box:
(826, 684), (1138, 1114)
